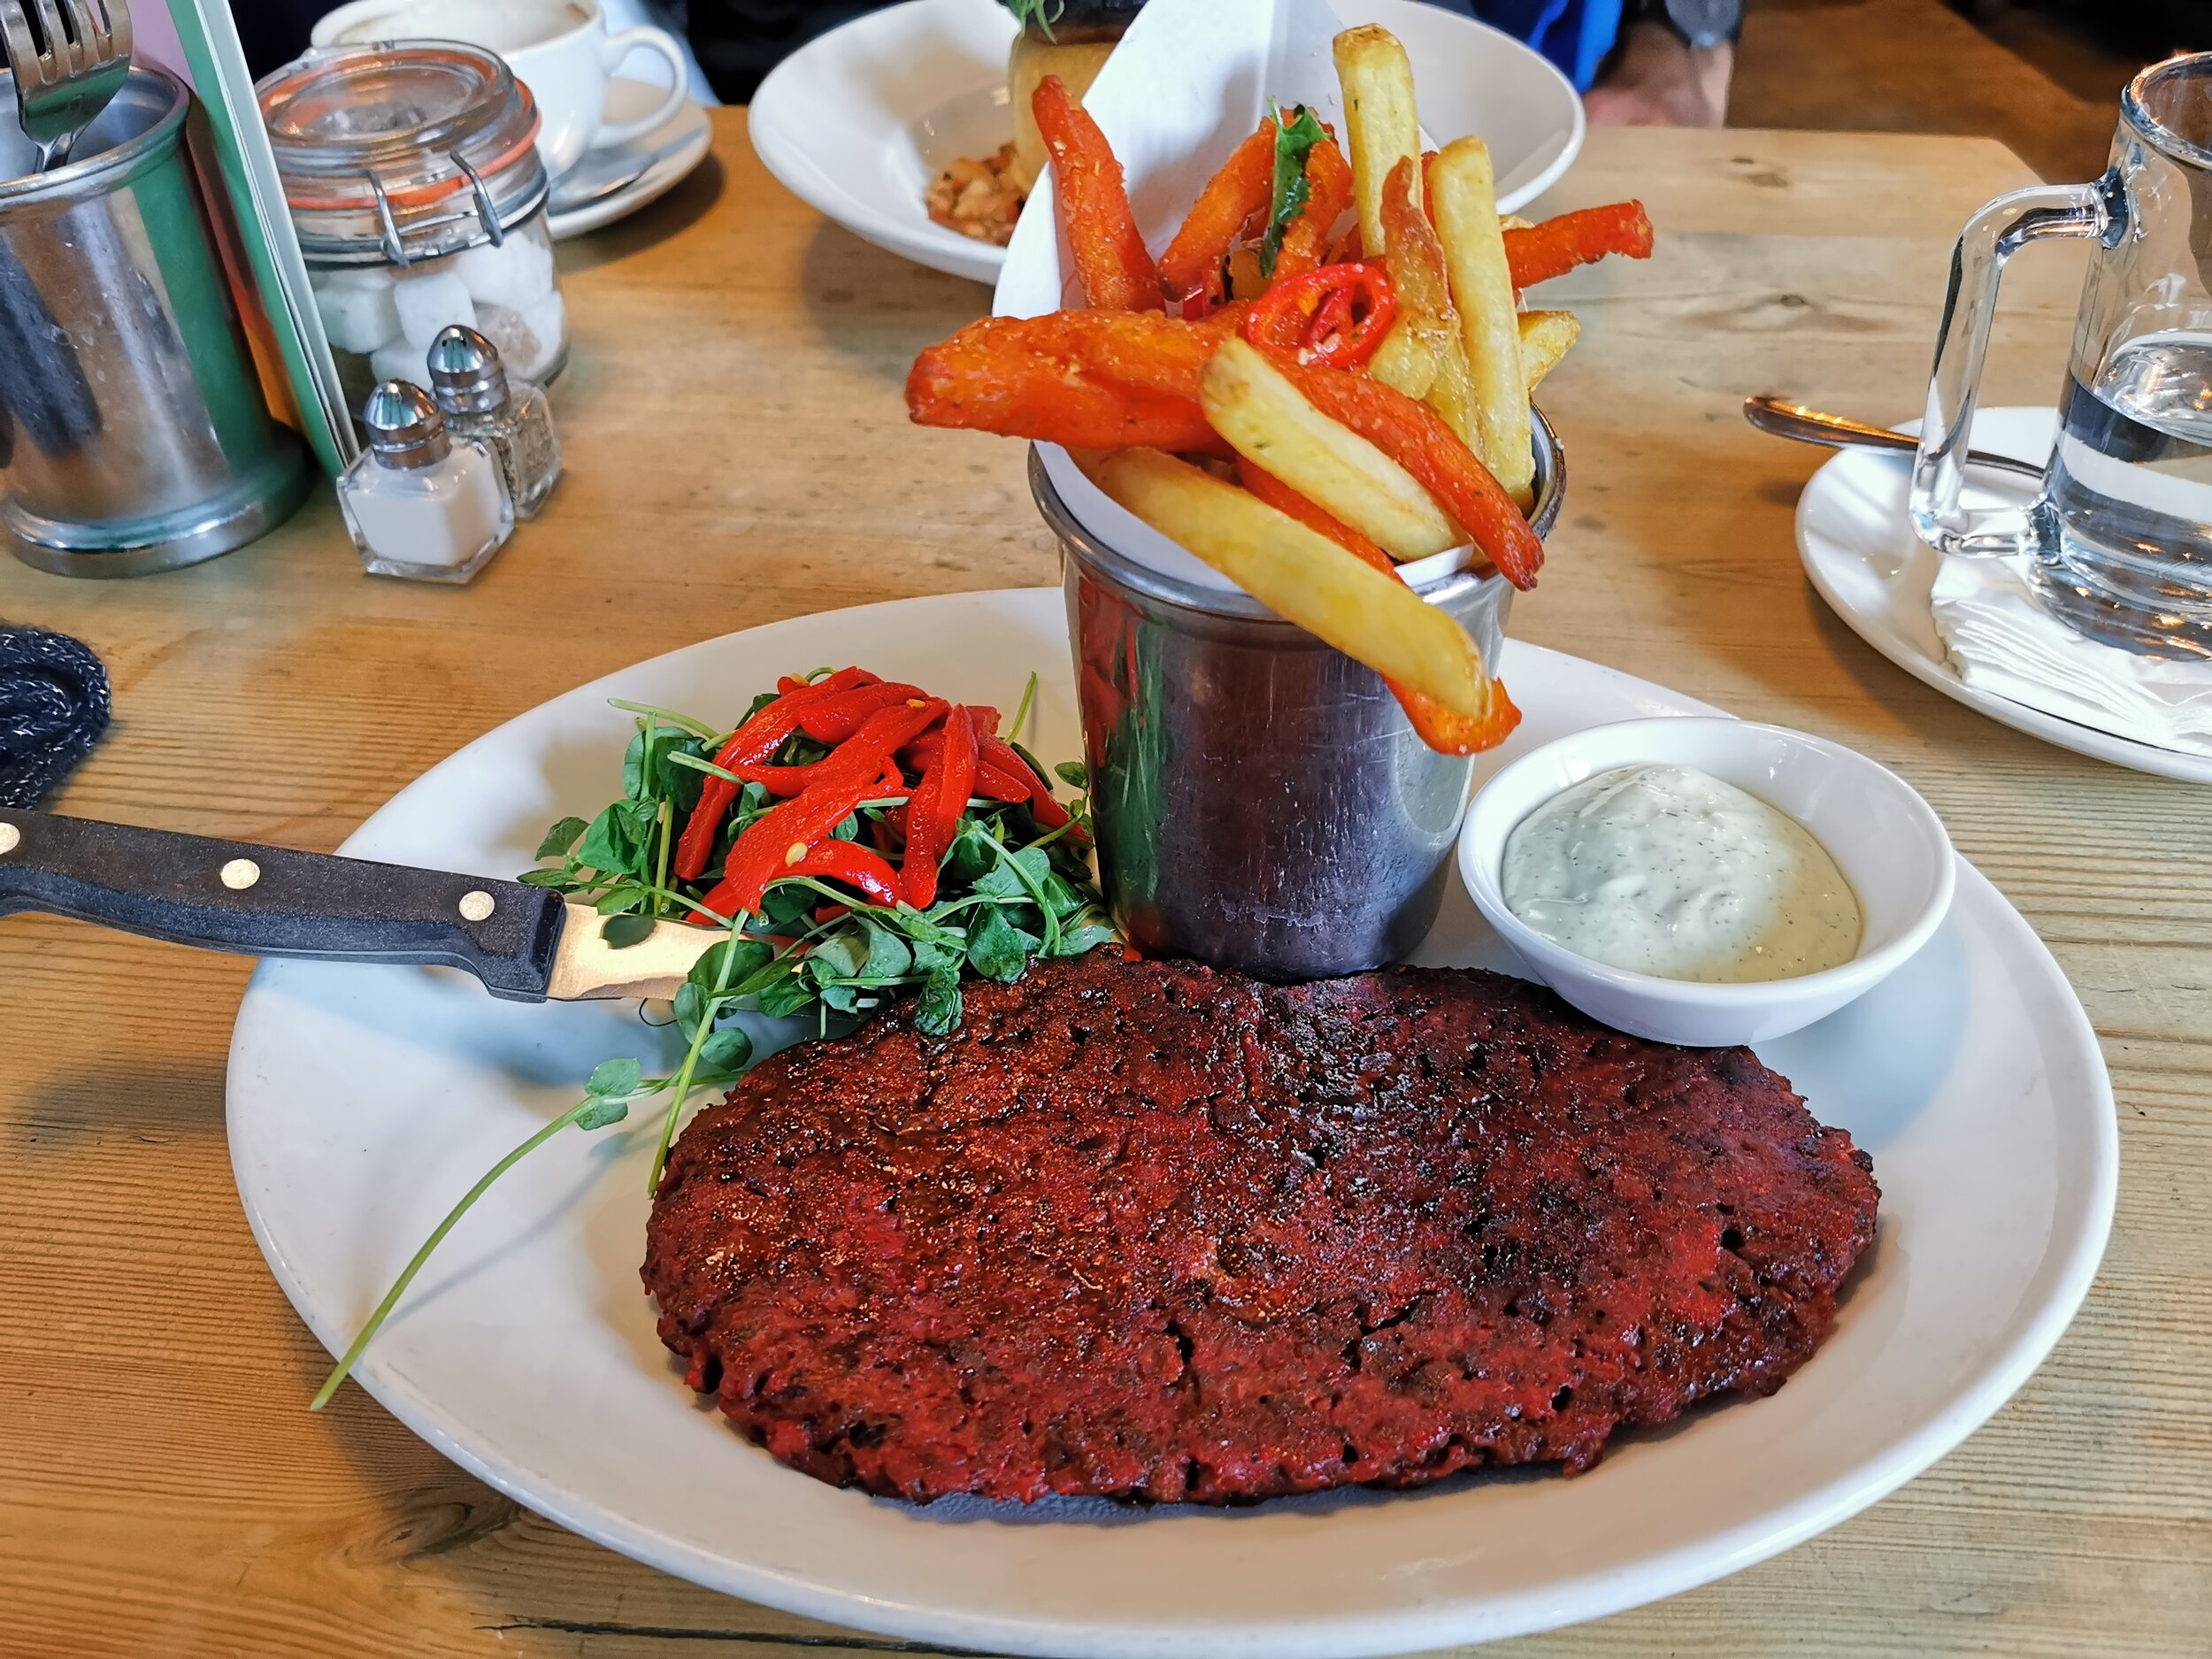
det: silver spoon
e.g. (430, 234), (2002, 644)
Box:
(1743, 394), (2045, 480)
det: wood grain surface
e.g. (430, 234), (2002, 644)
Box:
(1, 112), (2204, 1658)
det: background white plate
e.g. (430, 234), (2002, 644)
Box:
(1796, 405), (2212, 784)
(229, 588), (2114, 1658)
(749, 0), (1585, 285)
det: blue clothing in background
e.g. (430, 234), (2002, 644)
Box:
(1430, 0), (1626, 90)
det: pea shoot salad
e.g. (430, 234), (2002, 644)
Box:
(311, 666), (1114, 1409)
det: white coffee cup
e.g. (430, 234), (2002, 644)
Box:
(311, 0), (689, 179)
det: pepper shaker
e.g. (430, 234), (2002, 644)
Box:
(336, 381), (514, 582)
(426, 326), (563, 520)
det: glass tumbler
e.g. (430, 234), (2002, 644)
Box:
(1913, 52), (2212, 657)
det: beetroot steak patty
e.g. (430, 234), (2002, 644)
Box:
(643, 955), (1878, 1504)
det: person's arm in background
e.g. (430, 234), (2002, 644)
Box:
(1584, 0), (1740, 128)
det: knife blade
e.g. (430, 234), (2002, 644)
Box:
(0, 807), (720, 1002)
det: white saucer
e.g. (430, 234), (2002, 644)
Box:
(749, 0), (1585, 286)
(548, 78), (714, 241)
(1796, 404), (2212, 785)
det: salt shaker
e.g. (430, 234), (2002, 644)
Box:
(337, 381), (514, 583)
(426, 326), (563, 519)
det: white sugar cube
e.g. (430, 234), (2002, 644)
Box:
(514, 290), (566, 378)
(472, 302), (533, 371)
(454, 232), (555, 309)
(391, 271), (476, 347)
(369, 339), (428, 388)
(314, 277), (400, 355)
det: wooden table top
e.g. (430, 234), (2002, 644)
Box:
(2, 109), (2203, 1659)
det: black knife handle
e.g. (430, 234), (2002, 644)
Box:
(0, 808), (565, 1001)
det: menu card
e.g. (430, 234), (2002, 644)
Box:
(154, 0), (354, 474)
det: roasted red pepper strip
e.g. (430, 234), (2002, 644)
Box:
(1244, 264), (1397, 370)
(672, 668), (879, 880)
(1033, 75), (1162, 313)
(718, 699), (948, 912)
(1502, 202), (1654, 290)
(900, 702), (980, 908)
(1157, 117), (1277, 315)
(1239, 458), (1521, 754)
(787, 840), (904, 907)
(795, 682), (926, 742)
(1274, 359), (1546, 590)
(978, 733), (1082, 839)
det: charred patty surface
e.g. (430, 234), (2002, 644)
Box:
(643, 955), (1878, 1504)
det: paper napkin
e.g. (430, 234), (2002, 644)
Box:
(1931, 554), (2212, 757)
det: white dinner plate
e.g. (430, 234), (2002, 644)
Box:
(228, 588), (2114, 1657)
(748, 0), (1585, 285)
(1796, 404), (2212, 784)
(548, 79), (714, 241)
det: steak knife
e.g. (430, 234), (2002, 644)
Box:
(0, 806), (718, 1002)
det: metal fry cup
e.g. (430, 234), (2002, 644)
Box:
(1041, 414), (1563, 980)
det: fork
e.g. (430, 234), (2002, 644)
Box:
(0, 0), (132, 173)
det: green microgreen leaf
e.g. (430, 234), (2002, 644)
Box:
(601, 912), (657, 949)
(967, 904), (1041, 982)
(574, 1094), (631, 1132)
(915, 965), (964, 1034)
(536, 817), (588, 860)
(587, 1056), (642, 1097)
(696, 1026), (753, 1072)
(1001, 0), (1062, 41)
(1054, 761), (1087, 789)
(1260, 102), (1328, 279)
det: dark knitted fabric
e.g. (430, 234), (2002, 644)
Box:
(0, 626), (109, 808)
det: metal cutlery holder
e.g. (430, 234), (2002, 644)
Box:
(0, 66), (310, 577)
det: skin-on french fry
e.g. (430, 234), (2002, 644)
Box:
(1157, 118), (1277, 312)
(1519, 310), (1580, 391)
(1238, 457), (1520, 755)
(1428, 137), (1533, 506)
(1201, 336), (1460, 560)
(1372, 157), (1479, 447)
(1084, 447), (1486, 716)
(1333, 26), (1422, 264)
(1032, 75), (1162, 313)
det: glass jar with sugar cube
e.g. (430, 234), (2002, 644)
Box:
(257, 44), (569, 426)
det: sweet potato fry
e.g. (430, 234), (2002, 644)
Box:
(1239, 457), (1518, 753)
(1503, 202), (1655, 290)
(1201, 336), (1461, 560)
(1333, 26), (1422, 265)
(1085, 447), (1486, 716)
(1079, 305), (1248, 402)
(1519, 309), (1580, 391)
(1428, 138), (1532, 506)
(1033, 75), (1162, 312)
(1271, 133), (1354, 285)
(1158, 118), (1277, 312)
(1280, 357), (1546, 590)
(1371, 157), (1479, 447)
(908, 316), (1213, 449)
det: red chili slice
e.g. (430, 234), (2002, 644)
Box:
(1243, 263), (1397, 370)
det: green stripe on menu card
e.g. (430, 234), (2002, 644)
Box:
(150, 0), (356, 476)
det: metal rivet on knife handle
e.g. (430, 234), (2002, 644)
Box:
(220, 858), (261, 890)
(458, 890), (495, 922)
(0, 823), (18, 856)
